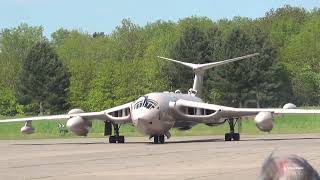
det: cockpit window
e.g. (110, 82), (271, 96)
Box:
(134, 97), (159, 110)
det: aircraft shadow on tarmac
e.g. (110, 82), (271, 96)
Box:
(12, 139), (222, 146)
(11, 136), (320, 146)
(242, 137), (320, 142)
(12, 142), (107, 146)
(154, 137), (320, 144)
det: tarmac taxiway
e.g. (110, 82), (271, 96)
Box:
(0, 134), (320, 180)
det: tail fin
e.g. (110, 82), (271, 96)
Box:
(158, 53), (259, 97)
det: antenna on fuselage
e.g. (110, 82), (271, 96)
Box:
(157, 53), (259, 97)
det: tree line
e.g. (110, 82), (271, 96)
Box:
(0, 5), (319, 116)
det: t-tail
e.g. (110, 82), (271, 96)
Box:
(158, 53), (259, 97)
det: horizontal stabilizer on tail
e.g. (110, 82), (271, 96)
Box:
(157, 53), (259, 72)
(157, 53), (259, 97)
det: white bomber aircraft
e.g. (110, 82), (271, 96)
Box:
(1, 53), (320, 144)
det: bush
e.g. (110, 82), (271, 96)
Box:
(0, 87), (22, 116)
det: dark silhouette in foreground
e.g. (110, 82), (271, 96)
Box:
(259, 153), (320, 180)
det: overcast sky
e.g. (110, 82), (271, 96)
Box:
(1, 0), (319, 37)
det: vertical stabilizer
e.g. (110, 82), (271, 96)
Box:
(158, 53), (259, 97)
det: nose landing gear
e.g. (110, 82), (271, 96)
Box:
(152, 135), (165, 144)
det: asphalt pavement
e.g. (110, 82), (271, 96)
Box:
(0, 134), (319, 180)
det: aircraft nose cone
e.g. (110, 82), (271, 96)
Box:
(132, 108), (160, 127)
(136, 108), (159, 121)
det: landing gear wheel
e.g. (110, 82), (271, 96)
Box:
(108, 124), (125, 144)
(225, 133), (232, 141)
(233, 133), (240, 141)
(159, 135), (165, 144)
(154, 136), (159, 144)
(109, 136), (117, 143)
(225, 118), (241, 141)
(118, 136), (125, 143)
(153, 135), (165, 144)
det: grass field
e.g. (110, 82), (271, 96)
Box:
(1, 114), (320, 140)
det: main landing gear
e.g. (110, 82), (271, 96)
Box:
(104, 121), (125, 144)
(225, 118), (240, 141)
(152, 135), (165, 144)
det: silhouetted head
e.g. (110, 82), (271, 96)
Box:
(259, 153), (320, 180)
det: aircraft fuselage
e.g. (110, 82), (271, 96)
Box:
(131, 92), (212, 136)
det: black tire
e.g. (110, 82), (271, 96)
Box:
(233, 133), (240, 141)
(118, 136), (125, 143)
(109, 136), (117, 143)
(225, 133), (232, 141)
(154, 135), (159, 144)
(159, 135), (165, 144)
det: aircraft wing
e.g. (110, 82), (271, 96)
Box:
(0, 102), (133, 124)
(169, 99), (320, 122)
(218, 107), (320, 117)
(0, 112), (104, 123)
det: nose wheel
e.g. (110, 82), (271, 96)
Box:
(153, 135), (165, 144)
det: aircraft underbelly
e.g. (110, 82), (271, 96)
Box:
(135, 118), (174, 135)
(173, 120), (197, 130)
(173, 118), (226, 130)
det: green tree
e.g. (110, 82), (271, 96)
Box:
(18, 42), (70, 115)
(169, 26), (211, 93)
(111, 19), (144, 61)
(178, 16), (215, 33)
(209, 27), (291, 107)
(246, 27), (292, 107)
(281, 13), (320, 105)
(85, 60), (119, 111)
(142, 20), (179, 93)
(51, 28), (72, 47)
(210, 27), (253, 107)
(260, 5), (307, 48)
(0, 85), (22, 116)
(0, 23), (45, 91)
(53, 31), (111, 108)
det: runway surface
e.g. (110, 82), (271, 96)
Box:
(0, 134), (320, 180)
